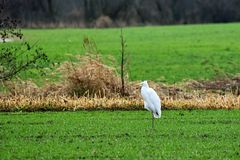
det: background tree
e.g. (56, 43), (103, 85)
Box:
(3, 0), (240, 27)
(0, 1), (50, 81)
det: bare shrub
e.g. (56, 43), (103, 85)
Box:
(59, 55), (123, 98)
(40, 82), (67, 97)
(95, 16), (113, 28)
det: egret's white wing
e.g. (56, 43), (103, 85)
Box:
(141, 87), (155, 112)
(144, 101), (151, 111)
(147, 88), (161, 118)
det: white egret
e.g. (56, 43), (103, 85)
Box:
(140, 81), (161, 128)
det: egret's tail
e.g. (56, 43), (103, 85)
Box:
(153, 110), (161, 118)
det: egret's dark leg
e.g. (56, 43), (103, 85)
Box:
(152, 112), (154, 129)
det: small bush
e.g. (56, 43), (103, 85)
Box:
(95, 16), (113, 28)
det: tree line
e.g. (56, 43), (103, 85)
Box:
(2, 0), (240, 27)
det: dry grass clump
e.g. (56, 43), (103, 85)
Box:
(1, 80), (67, 97)
(2, 80), (39, 97)
(59, 55), (130, 98)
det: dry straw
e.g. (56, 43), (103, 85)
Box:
(0, 94), (239, 112)
(58, 55), (123, 98)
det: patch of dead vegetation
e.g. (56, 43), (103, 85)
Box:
(1, 53), (240, 111)
(186, 76), (240, 96)
(0, 94), (239, 112)
(58, 55), (124, 98)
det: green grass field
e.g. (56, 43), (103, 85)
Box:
(1, 24), (240, 159)
(1, 110), (240, 159)
(18, 23), (240, 83)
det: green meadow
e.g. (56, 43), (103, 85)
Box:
(19, 23), (240, 83)
(1, 110), (240, 159)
